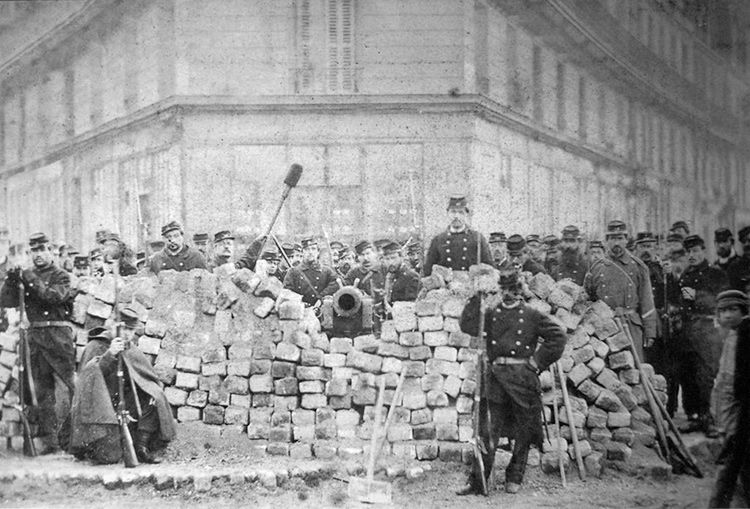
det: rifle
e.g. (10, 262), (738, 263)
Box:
(112, 262), (139, 468)
(16, 281), (37, 456)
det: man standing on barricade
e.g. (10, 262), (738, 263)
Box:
(458, 268), (566, 495)
(283, 237), (338, 308)
(0, 232), (75, 454)
(423, 196), (492, 276)
(676, 234), (728, 437)
(585, 220), (656, 361)
(148, 221), (207, 274)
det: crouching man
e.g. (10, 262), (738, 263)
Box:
(458, 269), (567, 495)
(69, 307), (176, 464)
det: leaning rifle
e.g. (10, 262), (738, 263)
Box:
(112, 262), (139, 468)
(16, 280), (37, 457)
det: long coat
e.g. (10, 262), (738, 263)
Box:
(460, 297), (566, 446)
(283, 260), (338, 306)
(69, 338), (176, 462)
(148, 245), (207, 274)
(549, 251), (587, 285)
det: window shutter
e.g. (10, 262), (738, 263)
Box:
(326, 0), (356, 93)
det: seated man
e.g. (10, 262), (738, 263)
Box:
(69, 307), (176, 464)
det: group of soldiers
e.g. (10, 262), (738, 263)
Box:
(0, 194), (748, 501)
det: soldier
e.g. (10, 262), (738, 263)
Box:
(664, 231), (685, 255)
(676, 234), (729, 437)
(500, 234), (545, 275)
(344, 240), (385, 299)
(726, 226), (750, 293)
(147, 239), (165, 258)
(379, 240), (419, 307)
(277, 242), (297, 282)
(256, 249), (283, 280)
(0, 226), (10, 332)
(283, 237), (338, 307)
(405, 239), (423, 274)
(89, 248), (106, 277)
(661, 246), (689, 417)
(488, 232), (507, 268)
(588, 240), (605, 263)
(584, 220), (657, 361)
(148, 221), (207, 274)
(713, 228), (738, 273)
(70, 308), (176, 464)
(549, 225), (586, 285)
(0, 232), (75, 454)
(58, 244), (75, 273)
(458, 269), (567, 495)
(670, 220), (690, 238)
(72, 255), (90, 278)
(525, 234), (545, 266)
(634, 232), (668, 374)
(336, 246), (355, 279)
(424, 196), (492, 276)
(542, 235), (561, 274)
(192, 233), (210, 263)
(210, 230), (235, 270)
(328, 240), (344, 268)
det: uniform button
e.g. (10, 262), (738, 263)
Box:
(461, 256), (466, 260)
(447, 257), (452, 262)
(493, 317), (497, 321)
(519, 310), (523, 314)
(525, 345), (530, 350)
(510, 350), (515, 355)
(515, 341), (521, 345)
(519, 318), (524, 323)
(446, 240), (451, 245)
(492, 340), (497, 345)
(463, 247), (467, 251)
(517, 330), (522, 334)
(44, 311), (48, 316)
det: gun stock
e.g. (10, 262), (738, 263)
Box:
(117, 354), (139, 468)
(17, 281), (37, 456)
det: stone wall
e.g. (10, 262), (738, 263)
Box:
(0, 266), (668, 473)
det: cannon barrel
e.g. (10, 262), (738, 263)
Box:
(332, 286), (363, 318)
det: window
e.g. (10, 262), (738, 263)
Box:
(326, 0), (356, 93)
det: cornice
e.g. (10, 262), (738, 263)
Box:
(0, 93), (736, 184)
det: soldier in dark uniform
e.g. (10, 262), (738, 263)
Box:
(500, 234), (546, 275)
(210, 230), (235, 270)
(726, 226), (750, 294)
(148, 221), (207, 275)
(72, 255), (90, 278)
(550, 225), (586, 285)
(458, 269), (567, 495)
(634, 232), (669, 375)
(405, 239), (423, 275)
(588, 239), (605, 263)
(101, 233), (137, 277)
(525, 234), (544, 266)
(336, 246), (355, 280)
(585, 220), (657, 361)
(664, 231), (685, 258)
(90, 248), (105, 277)
(677, 235), (729, 437)
(70, 308), (176, 464)
(424, 196), (492, 276)
(276, 242), (298, 282)
(283, 237), (338, 307)
(0, 232), (75, 454)
(344, 241), (385, 299)
(488, 232), (507, 268)
(380, 241), (419, 306)
(147, 239), (165, 258)
(192, 233), (211, 265)
(671, 220), (690, 239)
(714, 228), (738, 273)
(257, 249), (283, 280)
(0, 226), (10, 332)
(542, 234), (561, 275)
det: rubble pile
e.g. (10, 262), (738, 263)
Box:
(0, 266), (668, 475)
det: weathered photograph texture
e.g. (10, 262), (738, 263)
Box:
(0, 0), (749, 507)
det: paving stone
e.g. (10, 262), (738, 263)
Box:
(408, 345), (432, 361)
(271, 361), (296, 379)
(587, 357), (606, 375)
(418, 315), (443, 331)
(224, 375), (249, 395)
(399, 331), (423, 347)
(299, 380), (325, 393)
(415, 442), (438, 460)
(403, 361), (426, 377)
(301, 394), (327, 409)
(224, 406), (249, 425)
(607, 411), (631, 428)
(249, 374), (273, 393)
(619, 368), (640, 385)
(590, 337), (610, 358)
(595, 389), (623, 412)
(426, 358), (460, 378)
(415, 299), (442, 316)
(614, 384), (638, 411)
(250, 359), (272, 375)
(203, 405), (225, 425)
(606, 331), (631, 353)
(313, 442), (337, 459)
(609, 351), (635, 370)
(274, 343), (301, 363)
(377, 342), (409, 359)
(177, 406), (201, 422)
(346, 351), (382, 373)
(176, 355), (201, 373)
(584, 451), (605, 478)
(186, 390), (208, 408)
(567, 364), (592, 386)
(596, 368), (622, 392)
(577, 379), (603, 402)
(300, 349), (324, 367)
(605, 441), (632, 461)
(274, 377), (299, 396)
(612, 427), (635, 446)
(165, 387), (188, 406)
(586, 406), (608, 428)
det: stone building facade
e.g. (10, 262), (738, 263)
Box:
(1, 0), (749, 251)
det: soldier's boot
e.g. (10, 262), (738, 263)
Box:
(700, 413), (719, 439)
(505, 440), (531, 494)
(135, 431), (161, 464)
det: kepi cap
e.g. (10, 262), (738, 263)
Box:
(506, 234), (525, 255)
(714, 228), (734, 243)
(716, 290), (749, 310)
(447, 196), (469, 212)
(634, 232), (657, 245)
(683, 234), (705, 250)
(28, 232), (50, 248)
(214, 230), (235, 243)
(561, 225), (580, 241)
(489, 232), (507, 244)
(161, 220), (182, 237)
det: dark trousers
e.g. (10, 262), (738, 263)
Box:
(28, 344), (74, 445)
(677, 349), (714, 417)
(709, 433), (750, 507)
(645, 337), (680, 416)
(470, 398), (533, 487)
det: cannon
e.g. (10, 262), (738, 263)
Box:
(321, 285), (374, 338)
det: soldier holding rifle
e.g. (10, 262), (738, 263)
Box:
(283, 237), (338, 307)
(70, 307), (176, 465)
(458, 268), (566, 495)
(0, 232), (75, 454)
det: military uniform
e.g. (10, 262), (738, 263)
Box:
(550, 252), (587, 285)
(584, 221), (657, 361)
(424, 228), (492, 275)
(344, 263), (385, 299)
(384, 264), (419, 302)
(148, 245), (207, 274)
(0, 233), (75, 452)
(677, 250), (729, 429)
(460, 288), (566, 491)
(283, 260), (338, 306)
(726, 255), (750, 293)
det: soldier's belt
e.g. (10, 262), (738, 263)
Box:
(491, 357), (529, 366)
(29, 321), (71, 329)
